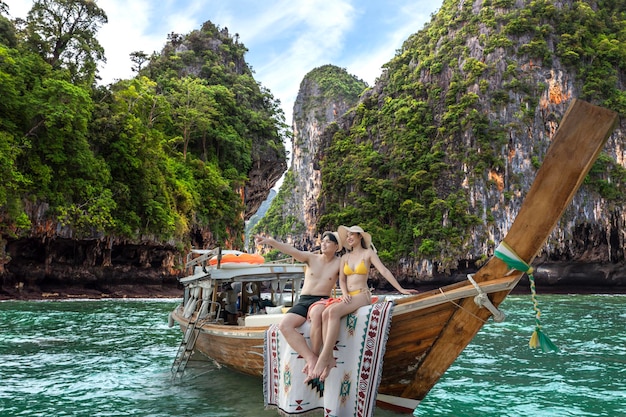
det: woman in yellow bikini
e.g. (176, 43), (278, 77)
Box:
(310, 225), (418, 382)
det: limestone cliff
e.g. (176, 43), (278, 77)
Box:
(246, 145), (286, 220)
(271, 0), (626, 289)
(252, 65), (367, 248)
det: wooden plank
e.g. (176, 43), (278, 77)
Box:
(381, 337), (437, 371)
(380, 306), (457, 394)
(390, 301), (455, 327)
(385, 333), (442, 356)
(391, 275), (518, 315)
(386, 311), (453, 347)
(194, 331), (265, 376)
(400, 99), (618, 400)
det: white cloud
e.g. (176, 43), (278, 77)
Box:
(96, 0), (218, 84)
(237, 0), (357, 122)
(342, 0), (439, 86)
(163, 0), (206, 34)
(96, 0), (154, 83)
(7, 0), (32, 18)
(8, 0), (441, 122)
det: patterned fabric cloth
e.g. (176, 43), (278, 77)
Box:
(264, 300), (394, 417)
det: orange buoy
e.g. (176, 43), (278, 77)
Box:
(208, 252), (265, 266)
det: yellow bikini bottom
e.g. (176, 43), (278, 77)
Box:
(348, 288), (370, 296)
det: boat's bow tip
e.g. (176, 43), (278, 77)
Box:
(376, 394), (420, 414)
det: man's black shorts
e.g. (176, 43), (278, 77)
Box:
(287, 295), (328, 318)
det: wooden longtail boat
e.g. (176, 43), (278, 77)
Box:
(169, 99), (618, 414)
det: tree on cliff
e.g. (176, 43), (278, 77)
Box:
(24, 0), (107, 85)
(1, 5), (286, 282)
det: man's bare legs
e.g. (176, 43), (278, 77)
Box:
(308, 303), (325, 356)
(300, 302), (326, 380)
(278, 313), (317, 377)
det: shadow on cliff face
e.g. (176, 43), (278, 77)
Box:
(1, 237), (184, 300)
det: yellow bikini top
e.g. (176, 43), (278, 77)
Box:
(344, 259), (368, 275)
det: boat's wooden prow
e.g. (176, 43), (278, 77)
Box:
(378, 99), (618, 411)
(169, 100), (618, 416)
(503, 99), (619, 262)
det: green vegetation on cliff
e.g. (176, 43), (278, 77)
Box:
(317, 0), (626, 268)
(0, 1), (286, 251)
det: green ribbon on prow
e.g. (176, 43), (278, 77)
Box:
(494, 242), (558, 353)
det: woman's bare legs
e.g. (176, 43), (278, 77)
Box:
(312, 294), (369, 381)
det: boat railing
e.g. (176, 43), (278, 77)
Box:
(183, 249), (300, 273)
(264, 256), (299, 265)
(184, 248), (218, 275)
(197, 300), (222, 323)
(178, 249), (307, 324)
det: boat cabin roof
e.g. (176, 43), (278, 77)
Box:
(180, 263), (305, 284)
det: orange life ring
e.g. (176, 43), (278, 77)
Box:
(209, 252), (265, 266)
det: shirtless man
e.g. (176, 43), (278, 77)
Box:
(255, 231), (342, 379)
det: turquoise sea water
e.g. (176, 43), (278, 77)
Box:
(0, 295), (624, 417)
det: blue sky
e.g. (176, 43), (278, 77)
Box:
(11, 0), (442, 124)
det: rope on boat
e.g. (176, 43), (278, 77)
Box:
(437, 287), (488, 324)
(494, 241), (559, 353)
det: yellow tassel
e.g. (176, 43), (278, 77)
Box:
(496, 241), (558, 352)
(529, 330), (539, 349)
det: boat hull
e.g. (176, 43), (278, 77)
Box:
(171, 307), (267, 377)
(171, 275), (519, 412)
(171, 100), (618, 414)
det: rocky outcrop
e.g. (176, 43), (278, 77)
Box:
(272, 0), (626, 289)
(1, 237), (181, 300)
(167, 22), (287, 221)
(245, 149), (286, 220)
(274, 65), (367, 247)
(1, 199), (182, 296)
(0, 22), (286, 292)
